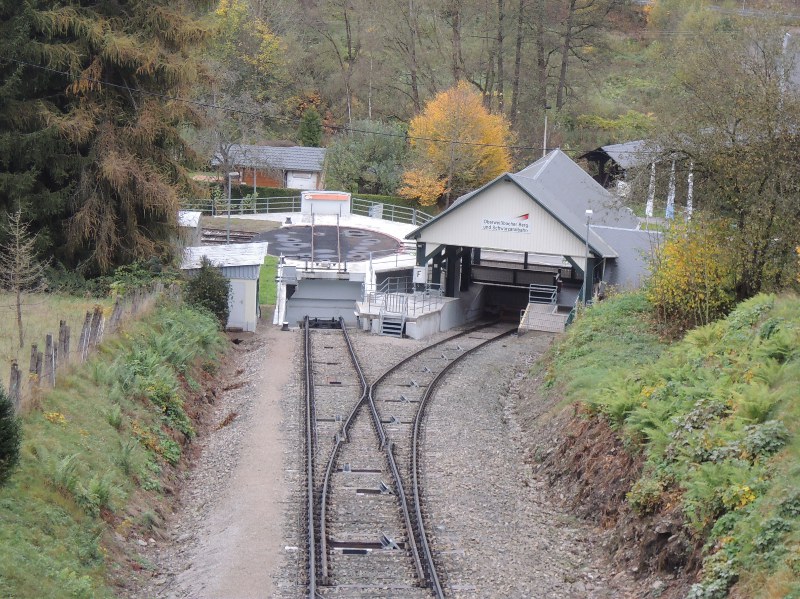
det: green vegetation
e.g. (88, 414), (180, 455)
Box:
(0, 293), (114, 389)
(549, 292), (800, 597)
(298, 107), (323, 147)
(0, 387), (21, 485)
(325, 119), (409, 196)
(259, 256), (279, 306)
(185, 258), (231, 326)
(0, 303), (225, 598)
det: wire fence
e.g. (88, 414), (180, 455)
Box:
(7, 284), (177, 413)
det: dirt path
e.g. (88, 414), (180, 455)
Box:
(137, 323), (296, 598)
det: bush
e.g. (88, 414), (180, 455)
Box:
(184, 257), (230, 326)
(0, 387), (21, 486)
(646, 218), (735, 333)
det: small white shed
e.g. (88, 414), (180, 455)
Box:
(181, 242), (269, 332)
(177, 210), (202, 246)
(301, 191), (351, 216)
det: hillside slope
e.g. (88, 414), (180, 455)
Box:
(519, 292), (800, 598)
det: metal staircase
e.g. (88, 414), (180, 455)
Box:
(379, 311), (405, 338)
(518, 284), (568, 333)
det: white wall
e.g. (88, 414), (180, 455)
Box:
(418, 179), (587, 259)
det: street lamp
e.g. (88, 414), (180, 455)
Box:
(583, 209), (593, 305)
(542, 104), (552, 158)
(226, 171), (239, 244)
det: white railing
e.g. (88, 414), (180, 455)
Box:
(350, 198), (434, 225)
(528, 284), (558, 304)
(181, 195), (301, 215)
(179, 195), (435, 226)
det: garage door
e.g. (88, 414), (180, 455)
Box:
(287, 172), (316, 190)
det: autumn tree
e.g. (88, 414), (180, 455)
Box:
(399, 81), (512, 206)
(196, 0), (290, 193)
(647, 218), (735, 332)
(325, 120), (408, 195)
(654, 18), (800, 299)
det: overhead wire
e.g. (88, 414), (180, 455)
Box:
(0, 54), (557, 153)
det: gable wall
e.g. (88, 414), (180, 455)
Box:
(417, 180), (587, 257)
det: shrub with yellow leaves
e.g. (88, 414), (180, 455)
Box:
(647, 217), (735, 332)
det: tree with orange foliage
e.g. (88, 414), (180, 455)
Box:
(399, 81), (513, 207)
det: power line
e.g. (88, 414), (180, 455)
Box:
(0, 54), (553, 153)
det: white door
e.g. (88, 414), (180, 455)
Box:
(228, 280), (247, 330)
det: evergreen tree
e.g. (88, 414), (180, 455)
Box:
(299, 107), (323, 147)
(0, 386), (21, 487)
(0, 1), (211, 273)
(185, 257), (231, 326)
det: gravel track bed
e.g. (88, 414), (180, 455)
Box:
(422, 330), (639, 598)
(132, 324), (641, 598)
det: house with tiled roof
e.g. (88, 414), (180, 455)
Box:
(212, 144), (327, 190)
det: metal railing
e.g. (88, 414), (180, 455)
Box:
(179, 195), (435, 226)
(181, 195), (301, 215)
(351, 198), (434, 226)
(529, 284), (558, 304)
(363, 277), (444, 316)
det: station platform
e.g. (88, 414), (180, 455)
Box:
(355, 293), (463, 340)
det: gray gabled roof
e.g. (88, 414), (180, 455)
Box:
(212, 145), (326, 172)
(579, 140), (654, 170)
(408, 149), (636, 258)
(181, 242), (269, 270)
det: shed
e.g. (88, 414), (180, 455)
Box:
(579, 140), (653, 187)
(211, 145), (326, 191)
(181, 242), (269, 332)
(301, 191), (351, 216)
(177, 210), (202, 246)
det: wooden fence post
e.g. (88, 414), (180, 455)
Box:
(79, 311), (92, 362)
(8, 361), (21, 411)
(58, 321), (70, 366)
(88, 306), (104, 348)
(44, 334), (55, 387)
(108, 297), (123, 332)
(29, 343), (42, 384)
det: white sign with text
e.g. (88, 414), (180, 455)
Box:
(481, 215), (531, 234)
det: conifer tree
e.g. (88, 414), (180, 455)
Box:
(299, 107), (323, 147)
(0, 1), (212, 273)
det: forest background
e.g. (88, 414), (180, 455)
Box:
(0, 0), (799, 289)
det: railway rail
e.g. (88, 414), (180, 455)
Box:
(302, 317), (515, 598)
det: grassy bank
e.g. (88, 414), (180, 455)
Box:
(548, 292), (800, 597)
(0, 293), (113, 389)
(0, 302), (226, 598)
(259, 255), (278, 306)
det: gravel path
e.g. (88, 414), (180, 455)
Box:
(130, 324), (640, 598)
(130, 324), (298, 598)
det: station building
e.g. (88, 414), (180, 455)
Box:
(355, 149), (655, 337)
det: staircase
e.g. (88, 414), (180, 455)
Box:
(379, 311), (405, 338)
(519, 302), (569, 334)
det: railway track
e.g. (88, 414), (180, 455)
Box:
(303, 318), (515, 598)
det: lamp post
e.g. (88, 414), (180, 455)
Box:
(583, 209), (593, 305)
(542, 104), (551, 158)
(226, 171), (232, 244)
